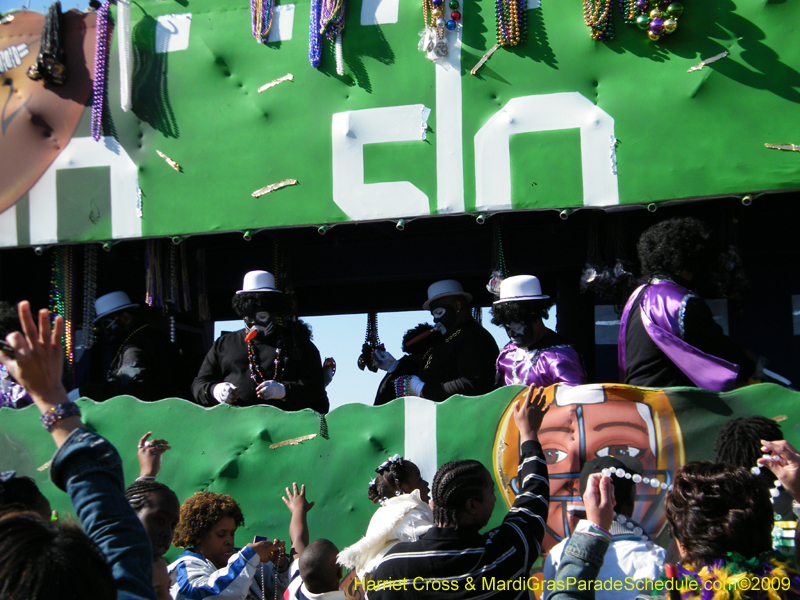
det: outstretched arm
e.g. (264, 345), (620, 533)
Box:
(0, 301), (79, 446)
(282, 482), (315, 556)
(0, 301), (156, 600)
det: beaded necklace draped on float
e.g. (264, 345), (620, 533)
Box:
(470, 0), (524, 74)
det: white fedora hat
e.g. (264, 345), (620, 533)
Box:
(236, 270), (282, 294)
(94, 291), (139, 321)
(423, 279), (472, 310)
(493, 275), (550, 304)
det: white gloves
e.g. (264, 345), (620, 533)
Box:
(373, 349), (398, 373)
(213, 382), (239, 404)
(408, 375), (425, 397)
(257, 380), (286, 400)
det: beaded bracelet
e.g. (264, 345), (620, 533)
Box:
(40, 402), (81, 432)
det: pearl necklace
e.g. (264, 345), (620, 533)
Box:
(600, 466), (671, 491)
(751, 456), (783, 504)
(613, 514), (664, 563)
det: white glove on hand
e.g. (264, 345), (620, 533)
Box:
(257, 380), (286, 400)
(373, 349), (398, 373)
(213, 382), (238, 404)
(432, 322), (447, 336)
(408, 376), (425, 397)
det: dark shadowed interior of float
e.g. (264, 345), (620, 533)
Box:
(2, 191), (797, 388)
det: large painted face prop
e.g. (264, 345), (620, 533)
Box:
(0, 10), (96, 215)
(504, 321), (535, 349)
(493, 384), (684, 553)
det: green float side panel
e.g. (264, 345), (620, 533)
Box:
(2, 0), (800, 246)
(1, 383), (799, 564)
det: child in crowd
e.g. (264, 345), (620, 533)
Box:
(337, 455), (433, 580)
(168, 491), (289, 600)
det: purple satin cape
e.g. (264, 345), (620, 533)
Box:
(618, 280), (739, 392)
(496, 341), (588, 387)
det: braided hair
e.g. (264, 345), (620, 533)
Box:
(714, 416), (783, 485)
(367, 457), (419, 504)
(125, 480), (179, 514)
(431, 460), (489, 527)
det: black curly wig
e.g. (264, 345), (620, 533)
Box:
(491, 299), (555, 327)
(664, 461), (773, 566)
(401, 323), (442, 356)
(231, 291), (288, 319)
(637, 217), (713, 281)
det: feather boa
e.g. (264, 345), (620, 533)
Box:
(668, 552), (800, 600)
(337, 489), (433, 577)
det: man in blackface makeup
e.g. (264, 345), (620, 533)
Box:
(69, 291), (186, 402)
(400, 280), (498, 402)
(192, 270), (329, 412)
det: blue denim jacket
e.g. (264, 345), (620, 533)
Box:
(51, 427), (157, 600)
(550, 531), (611, 600)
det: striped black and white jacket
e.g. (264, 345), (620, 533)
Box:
(367, 440), (549, 600)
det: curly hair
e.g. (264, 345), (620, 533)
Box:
(172, 492), (245, 549)
(714, 416), (783, 486)
(664, 461), (773, 566)
(367, 457), (421, 504)
(231, 292), (287, 319)
(637, 217), (712, 280)
(490, 299), (554, 327)
(431, 460), (489, 527)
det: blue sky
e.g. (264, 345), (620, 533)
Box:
(216, 308), (557, 411)
(0, 0), (82, 13)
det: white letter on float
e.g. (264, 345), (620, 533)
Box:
(331, 105), (430, 221)
(474, 92), (619, 211)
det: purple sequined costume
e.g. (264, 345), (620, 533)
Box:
(496, 332), (588, 387)
(618, 279), (743, 392)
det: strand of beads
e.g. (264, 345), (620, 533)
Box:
(247, 339), (266, 384)
(614, 514), (664, 562)
(600, 466), (672, 491)
(583, 0), (613, 41)
(320, 0), (346, 75)
(91, 0), (110, 141)
(80, 245), (97, 351)
(496, 0), (525, 47)
(308, 0), (322, 67)
(420, 0), (448, 61)
(63, 247), (74, 388)
(251, 0), (274, 43)
(752, 456), (783, 504)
